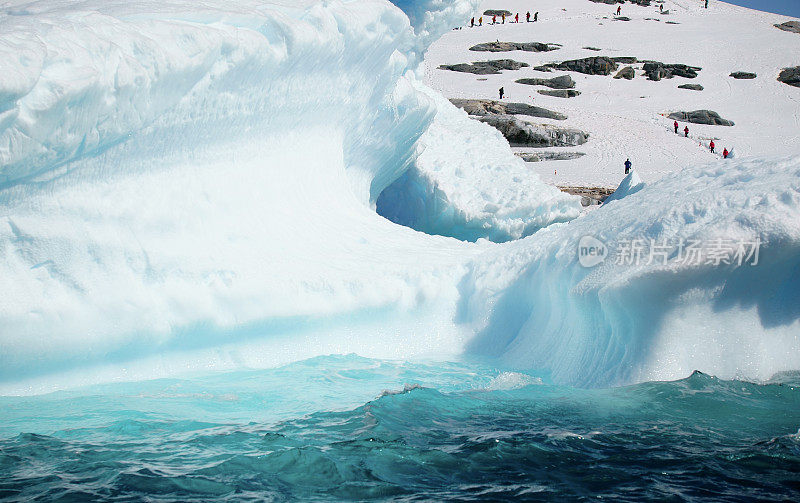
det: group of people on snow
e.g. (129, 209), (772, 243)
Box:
(470, 11), (537, 28)
(673, 120), (730, 158)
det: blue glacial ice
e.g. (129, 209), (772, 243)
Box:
(0, 0), (798, 394)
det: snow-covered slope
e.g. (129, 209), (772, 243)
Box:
(0, 0), (798, 393)
(460, 155), (800, 386)
(425, 0), (800, 187)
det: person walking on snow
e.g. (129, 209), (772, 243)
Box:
(660, 4), (663, 13)
(709, 140), (715, 153)
(479, 16), (482, 26)
(470, 17), (474, 28)
(526, 11), (530, 22)
(492, 15), (496, 25)
(617, 6), (622, 16)
(684, 126), (689, 137)
(499, 87), (504, 100)
(515, 13), (519, 23)
(534, 11), (538, 22)
(723, 148), (729, 158)
(624, 158), (632, 174)
(502, 13), (505, 24)
(674, 120), (679, 134)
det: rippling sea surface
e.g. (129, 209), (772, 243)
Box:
(1, 355), (799, 501)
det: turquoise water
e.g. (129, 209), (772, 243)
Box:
(1, 355), (799, 501)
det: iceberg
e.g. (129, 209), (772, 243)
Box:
(603, 169), (645, 205)
(461, 156), (800, 386)
(0, 0), (798, 394)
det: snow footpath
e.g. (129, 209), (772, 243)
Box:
(0, 0), (798, 393)
(425, 0), (800, 188)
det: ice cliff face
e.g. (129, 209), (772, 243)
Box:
(0, 0), (575, 391)
(460, 156), (800, 386)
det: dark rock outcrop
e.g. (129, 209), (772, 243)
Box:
(533, 65), (553, 72)
(778, 67), (800, 88)
(643, 61), (701, 80)
(516, 75), (576, 89)
(483, 10), (513, 17)
(775, 21), (800, 34)
(517, 151), (586, 162)
(668, 110), (734, 126)
(478, 115), (589, 147)
(614, 67), (635, 80)
(612, 57), (639, 64)
(730, 72), (756, 79)
(614, 16), (631, 21)
(558, 185), (615, 206)
(678, 84), (704, 91)
(449, 99), (567, 120)
(470, 41), (561, 52)
(537, 89), (581, 98)
(584, 47), (602, 51)
(550, 56), (618, 75)
(439, 59), (528, 75)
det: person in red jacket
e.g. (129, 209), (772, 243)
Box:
(492, 15), (496, 25)
(709, 140), (715, 153)
(684, 126), (689, 137)
(515, 13), (519, 23)
(674, 120), (679, 134)
(617, 6), (622, 15)
(723, 148), (729, 158)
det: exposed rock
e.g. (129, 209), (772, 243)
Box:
(614, 66), (635, 80)
(533, 65), (553, 72)
(449, 99), (568, 120)
(550, 56), (618, 75)
(778, 66), (800, 88)
(614, 16), (631, 21)
(558, 185), (615, 206)
(483, 10), (512, 17)
(643, 61), (701, 80)
(612, 56), (639, 64)
(517, 151), (586, 162)
(730, 72), (756, 79)
(516, 75), (576, 89)
(665, 21), (679, 25)
(775, 21), (800, 34)
(668, 110), (734, 126)
(438, 59), (528, 75)
(537, 89), (582, 98)
(584, 46), (602, 51)
(659, 10), (670, 15)
(478, 115), (589, 147)
(470, 41), (561, 52)
(678, 84), (704, 91)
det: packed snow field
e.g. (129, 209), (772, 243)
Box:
(425, 0), (800, 187)
(1, 0), (799, 499)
